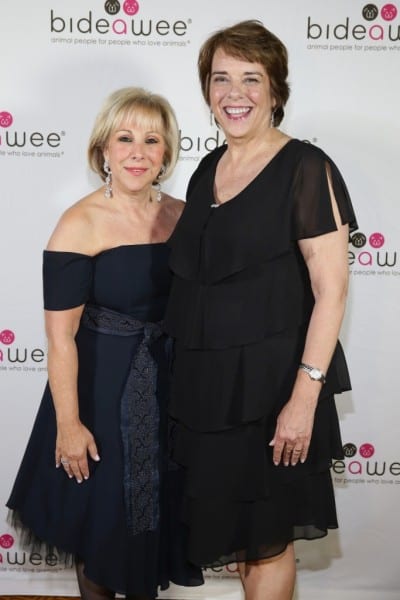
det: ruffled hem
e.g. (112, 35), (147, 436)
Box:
(169, 326), (351, 433)
(169, 385), (343, 567)
(6, 509), (74, 567)
(171, 391), (343, 498)
(179, 469), (339, 567)
(7, 503), (204, 596)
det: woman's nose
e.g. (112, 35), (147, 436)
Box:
(227, 80), (244, 98)
(131, 143), (144, 159)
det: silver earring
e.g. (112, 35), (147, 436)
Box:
(155, 165), (166, 202)
(103, 159), (112, 199)
(155, 181), (162, 202)
(270, 109), (275, 128)
(210, 109), (214, 126)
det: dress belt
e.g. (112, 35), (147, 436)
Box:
(81, 303), (164, 536)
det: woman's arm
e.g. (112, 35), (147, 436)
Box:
(46, 203), (100, 482)
(270, 165), (349, 467)
(46, 307), (99, 483)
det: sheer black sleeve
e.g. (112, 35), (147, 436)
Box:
(291, 144), (358, 240)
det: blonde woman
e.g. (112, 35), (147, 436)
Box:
(7, 87), (203, 599)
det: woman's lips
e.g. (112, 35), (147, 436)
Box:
(124, 167), (148, 175)
(223, 106), (252, 119)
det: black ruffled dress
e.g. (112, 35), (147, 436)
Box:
(164, 140), (358, 567)
(7, 244), (203, 597)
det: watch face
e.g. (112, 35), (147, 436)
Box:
(310, 368), (322, 380)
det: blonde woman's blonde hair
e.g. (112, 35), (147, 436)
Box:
(88, 87), (179, 181)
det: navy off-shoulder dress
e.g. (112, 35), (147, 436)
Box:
(7, 243), (203, 596)
(164, 140), (358, 567)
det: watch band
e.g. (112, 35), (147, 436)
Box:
(299, 362), (326, 384)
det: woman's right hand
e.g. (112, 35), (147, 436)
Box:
(55, 421), (100, 483)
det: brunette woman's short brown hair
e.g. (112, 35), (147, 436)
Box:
(198, 20), (290, 126)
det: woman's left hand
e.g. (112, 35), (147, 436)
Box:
(269, 392), (318, 466)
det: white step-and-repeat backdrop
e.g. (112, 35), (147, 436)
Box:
(1, 1), (399, 598)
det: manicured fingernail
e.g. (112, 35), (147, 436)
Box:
(274, 461), (279, 466)
(94, 454), (100, 461)
(77, 479), (82, 484)
(300, 459), (305, 463)
(84, 475), (89, 480)
(284, 462), (289, 467)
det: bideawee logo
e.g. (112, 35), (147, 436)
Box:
(0, 111), (65, 158)
(0, 533), (72, 571)
(307, 3), (400, 51)
(49, 0), (192, 48)
(348, 231), (400, 277)
(333, 442), (400, 486)
(0, 329), (47, 374)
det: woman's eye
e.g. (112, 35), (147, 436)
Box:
(118, 136), (132, 142)
(146, 137), (159, 144)
(244, 77), (259, 84)
(212, 76), (228, 84)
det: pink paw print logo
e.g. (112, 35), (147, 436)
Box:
(381, 3), (398, 20)
(0, 111), (13, 128)
(123, 0), (139, 15)
(369, 232), (385, 248)
(0, 329), (15, 345)
(0, 534), (14, 549)
(359, 443), (375, 458)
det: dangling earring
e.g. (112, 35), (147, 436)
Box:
(270, 109), (275, 128)
(154, 165), (166, 202)
(210, 109), (214, 126)
(154, 181), (162, 202)
(103, 159), (112, 199)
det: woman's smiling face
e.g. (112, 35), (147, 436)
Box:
(209, 48), (276, 142)
(104, 118), (166, 196)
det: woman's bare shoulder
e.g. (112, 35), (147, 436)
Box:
(46, 190), (103, 254)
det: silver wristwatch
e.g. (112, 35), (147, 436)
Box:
(299, 363), (326, 384)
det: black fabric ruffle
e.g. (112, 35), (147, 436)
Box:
(180, 468), (339, 567)
(167, 140), (357, 285)
(166, 249), (313, 349)
(165, 140), (357, 350)
(170, 332), (351, 433)
(170, 391), (343, 567)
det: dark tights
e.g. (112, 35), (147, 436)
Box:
(75, 561), (115, 600)
(75, 560), (153, 600)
